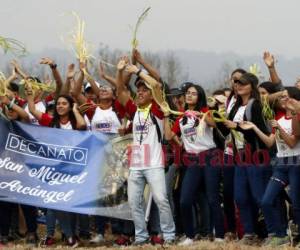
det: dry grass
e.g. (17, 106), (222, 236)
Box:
(2, 224), (297, 250)
(1, 241), (298, 250)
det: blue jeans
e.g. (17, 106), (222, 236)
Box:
(234, 164), (271, 235)
(204, 163), (225, 238)
(180, 155), (206, 238)
(148, 164), (177, 235)
(94, 216), (106, 235)
(54, 211), (74, 238)
(128, 168), (175, 242)
(223, 155), (236, 233)
(46, 209), (56, 237)
(262, 157), (300, 236)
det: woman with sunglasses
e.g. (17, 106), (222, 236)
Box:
(220, 73), (274, 245)
(238, 87), (300, 247)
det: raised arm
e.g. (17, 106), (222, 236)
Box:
(11, 60), (29, 79)
(61, 63), (76, 95)
(72, 103), (86, 130)
(5, 66), (18, 87)
(132, 49), (161, 82)
(40, 57), (63, 98)
(70, 62), (87, 105)
(115, 58), (131, 106)
(25, 83), (43, 121)
(263, 51), (281, 84)
(99, 62), (117, 87)
(126, 64), (165, 108)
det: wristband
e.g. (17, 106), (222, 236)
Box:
(50, 63), (57, 70)
(136, 69), (142, 77)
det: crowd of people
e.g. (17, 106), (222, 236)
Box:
(0, 48), (300, 249)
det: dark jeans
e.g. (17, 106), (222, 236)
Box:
(222, 160), (236, 233)
(20, 205), (37, 234)
(234, 164), (271, 235)
(180, 150), (219, 238)
(0, 202), (14, 236)
(262, 157), (300, 236)
(111, 218), (134, 236)
(95, 216), (106, 235)
(204, 163), (225, 238)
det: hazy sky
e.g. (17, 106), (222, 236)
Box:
(1, 0), (300, 58)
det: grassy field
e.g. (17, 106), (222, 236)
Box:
(1, 241), (298, 250)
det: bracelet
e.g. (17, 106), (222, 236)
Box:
(50, 63), (57, 69)
(8, 98), (15, 109)
(136, 69), (142, 77)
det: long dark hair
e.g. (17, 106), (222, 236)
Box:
(230, 78), (261, 118)
(49, 95), (77, 129)
(228, 68), (247, 102)
(182, 83), (207, 126)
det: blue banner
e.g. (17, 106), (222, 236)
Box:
(0, 118), (132, 220)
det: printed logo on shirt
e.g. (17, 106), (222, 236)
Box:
(94, 121), (113, 132)
(183, 127), (197, 143)
(134, 120), (151, 142)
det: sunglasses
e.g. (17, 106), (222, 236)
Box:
(234, 79), (250, 85)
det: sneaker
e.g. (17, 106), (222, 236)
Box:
(150, 235), (164, 245)
(0, 236), (9, 245)
(239, 234), (259, 246)
(26, 233), (38, 247)
(89, 234), (104, 244)
(114, 236), (131, 246)
(178, 237), (194, 246)
(164, 239), (176, 246)
(214, 237), (224, 243)
(132, 238), (150, 246)
(268, 236), (290, 247)
(224, 232), (237, 242)
(40, 236), (55, 247)
(262, 235), (275, 246)
(67, 236), (79, 248)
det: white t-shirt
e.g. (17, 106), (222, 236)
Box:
(130, 107), (164, 170)
(173, 116), (216, 154)
(276, 116), (300, 157)
(60, 121), (73, 130)
(224, 105), (246, 155)
(25, 101), (46, 125)
(85, 106), (121, 133)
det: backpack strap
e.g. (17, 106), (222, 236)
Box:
(244, 98), (255, 121)
(150, 113), (162, 143)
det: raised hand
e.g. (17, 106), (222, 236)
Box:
(99, 62), (106, 79)
(125, 64), (139, 74)
(73, 103), (79, 113)
(117, 58), (128, 71)
(132, 49), (143, 64)
(263, 51), (275, 68)
(11, 60), (22, 75)
(67, 64), (76, 79)
(40, 57), (55, 66)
